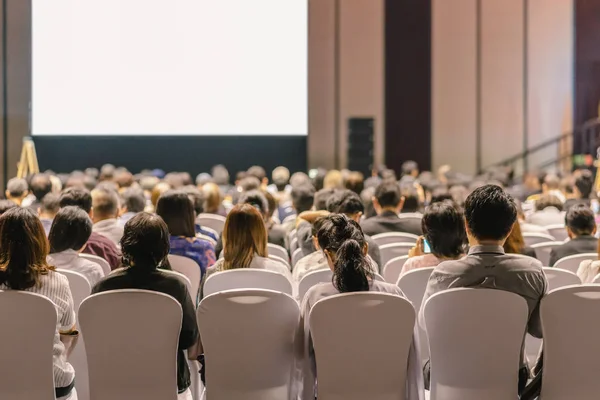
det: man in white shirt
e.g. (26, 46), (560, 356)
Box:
(91, 186), (124, 245)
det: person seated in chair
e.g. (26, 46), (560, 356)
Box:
(548, 204), (597, 266)
(361, 182), (422, 236)
(118, 187), (146, 227)
(38, 193), (60, 236)
(91, 187), (124, 246)
(5, 177), (29, 206)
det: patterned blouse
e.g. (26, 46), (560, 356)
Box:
(169, 236), (216, 278)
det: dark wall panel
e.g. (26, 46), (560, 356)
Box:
(575, 0), (600, 126)
(384, 0), (432, 173)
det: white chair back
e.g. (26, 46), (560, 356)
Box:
(203, 269), (293, 297)
(298, 269), (332, 301)
(289, 237), (299, 254)
(522, 232), (556, 247)
(196, 213), (226, 234)
(198, 289), (300, 400)
(383, 255), (409, 283)
(540, 285), (600, 400)
(554, 253), (598, 273)
(308, 292), (416, 400)
(168, 254), (201, 301)
(79, 253), (111, 276)
(57, 269), (92, 400)
(267, 243), (289, 262)
(79, 290), (182, 400)
(0, 291), (57, 400)
(545, 224), (568, 242)
(592, 274), (600, 283)
(371, 232), (419, 246)
(379, 243), (414, 267)
(291, 247), (303, 267)
(530, 241), (564, 266)
(268, 255), (291, 271)
(424, 288), (528, 400)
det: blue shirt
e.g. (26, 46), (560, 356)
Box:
(169, 236), (216, 277)
(194, 224), (218, 242)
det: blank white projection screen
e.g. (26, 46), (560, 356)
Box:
(32, 0), (307, 136)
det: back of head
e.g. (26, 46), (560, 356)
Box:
(316, 214), (371, 293)
(312, 168), (328, 191)
(202, 182), (222, 213)
(40, 193), (60, 216)
(151, 182), (172, 209)
(6, 178), (28, 198)
(374, 182), (402, 209)
(182, 186), (205, 216)
(323, 170), (344, 190)
(238, 190), (269, 218)
(91, 187), (120, 220)
(430, 188), (453, 204)
(345, 171), (364, 194)
(575, 169), (594, 199)
(464, 185), (517, 241)
(30, 173), (52, 201)
(544, 174), (560, 190)
(360, 187), (377, 218)
(239, 176), (261, 192)
(121, 212), (170, 269)
(566, 204), (596, 236)
(399, 184), (420, 212)
(121, 187), (146, 214)
(422, 201), (466, 258)
(49, 206), (93, 253)
(290, 171), (311, 188)
(222, 204), (268, 270)
(59, 187), (92, 213)
(114, 171), (134, 189)
(401, 160), (419, 177)
(0, 207), (50, 290)
(195, 173), (213, 187)
(272, 166), (290, 191)
(100, 164), (116, 181)
(211, 164), (230, 186)
(326, 189), (364, 217)
(247, 165), (267, 184)
(156, 190), (196, 237)
(164, 173), (185, 189)
(314, 188), (335, 211)
(535, 194), (563, 211)
(0, 200), (17, 216)
(291, 184), (315, 214)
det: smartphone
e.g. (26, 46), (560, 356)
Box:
(422, 238), (432, 254)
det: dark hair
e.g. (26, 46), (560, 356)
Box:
(316, 214), (372, 292)
(0, 207), (52, 290)
(291, 185), (315, 214)
(182, 186), (205, 215)
(238, 190), (269, 216)
(30, 173), (52, 201)
(535, 194), (563, 211)
(312, 168), (327, 191)
(401, 160), (419, 177)
(247, 166), (267, 182)
(40, 193), (60, 214)
(345, 172), (364, 194)
(49, 206), (93, 253)
(121, 188), (146, 213)
(0, 200), (17, 215)
(156, 190), (196, 237)
(314, 188), (335, 211)
(430, 188), (454, 204)
(360, 187), (377, 218)
(422, 201), (466, 258)
(59, 187), (92, 213)
(566, 204), (596, 236)
(91, 187), (120, 218)
(464, 185), (517, 241)
(374, 182), (402, 208)
(326, 189), (364, 215)
(575, 170), (594, 199)
(121, 213), (170, 269)
(7, 178), (28, 197)
(399, 184), (420, 212)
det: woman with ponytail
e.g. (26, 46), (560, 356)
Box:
(298, 214), (425, 400)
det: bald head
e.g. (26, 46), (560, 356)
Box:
(91, 187), (120, 222)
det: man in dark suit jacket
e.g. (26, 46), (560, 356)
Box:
(360, 182), (422, 236)
(549, 204), (597, 266)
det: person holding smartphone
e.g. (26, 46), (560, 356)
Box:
(402, 201), (466, 276)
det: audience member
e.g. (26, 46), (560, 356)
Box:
(195, 173), (212, 187)
(156, 190), (216, 277)
(247, 165), (268, 188)
(48, 206), (104, 286)
(91, 187), (124, 245)
(299, 213), (424, 400)
(576, 238), (600, 283)
(360, 186), (377, 219)
(114, 170), (134, 191)
(421, 185), (547, 392)
(5, 177), (29, 206)
(344, 171), (364, 194)
(399, 184), (422, 215)
(402, 201), (466, 275)
(200, 204), (291, 299)
(527, 194), (565, 226)
(150, 182), (172, 211)
(28, 173), (53, 211)
(563, 169), (594, 212)
(119, 187), (146, 226)
(503, 220), (537, 259)
(211, 164), (231, 195)
(39, 193), (60, 235)
(515, 199), (550, 235)
(311, 167), (327, 191)
(238, 190), (287, 248)
(541, 174), (566, 203)
(268, 166), (291, 195)
(361, 182), (423, 236)
(92, 213), (198, 399)
(181, 186), (217, 243)
(201, 182), (227, 217)
(548, 205), (597, 266)
(283, 185), (315, 233)
(289, 171), (311, 188)
(59, 187), (121, 270)
(0, 199), (17, 216)
(99, 163), (116, 181)
(323, 169), (344, 189)
(0, 207), (77, 399)
(401, 160), (419, 179)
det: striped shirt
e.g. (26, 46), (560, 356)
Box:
(0, 270), (76, 389)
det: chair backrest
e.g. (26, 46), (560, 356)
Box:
(382, 255), (409, 283)
(424, 288), (528, 400)
(196, 213), (226, 234)
(379, 243), (414, 267)
(371, 232), (419, 247)
(554, 253), (598, 273)
(80, 290), (182, 400)
(291, 247), (303, 267)
(298, 269), (332, 301)
(530, 241), (564, 266)
(79, 253), (111, 276)
(57, 269), (92, 317)
(267, 243), (289, 263)
(308, 292), (416, 399)
(545, 224), (568, 242)
(522, 232), (556, 247)
(168, 254), (200, 301)
(540, 285), (600, 400)
(203, 269), (293, 298)
(543, 267), (581, 290)
(0, 291), (57, 400)
(268, 255), (291, 271)
(289, 237), (299, 254)
(198, 289), (300, 400)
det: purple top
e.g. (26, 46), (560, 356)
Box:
(169, 236), (216, 277)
